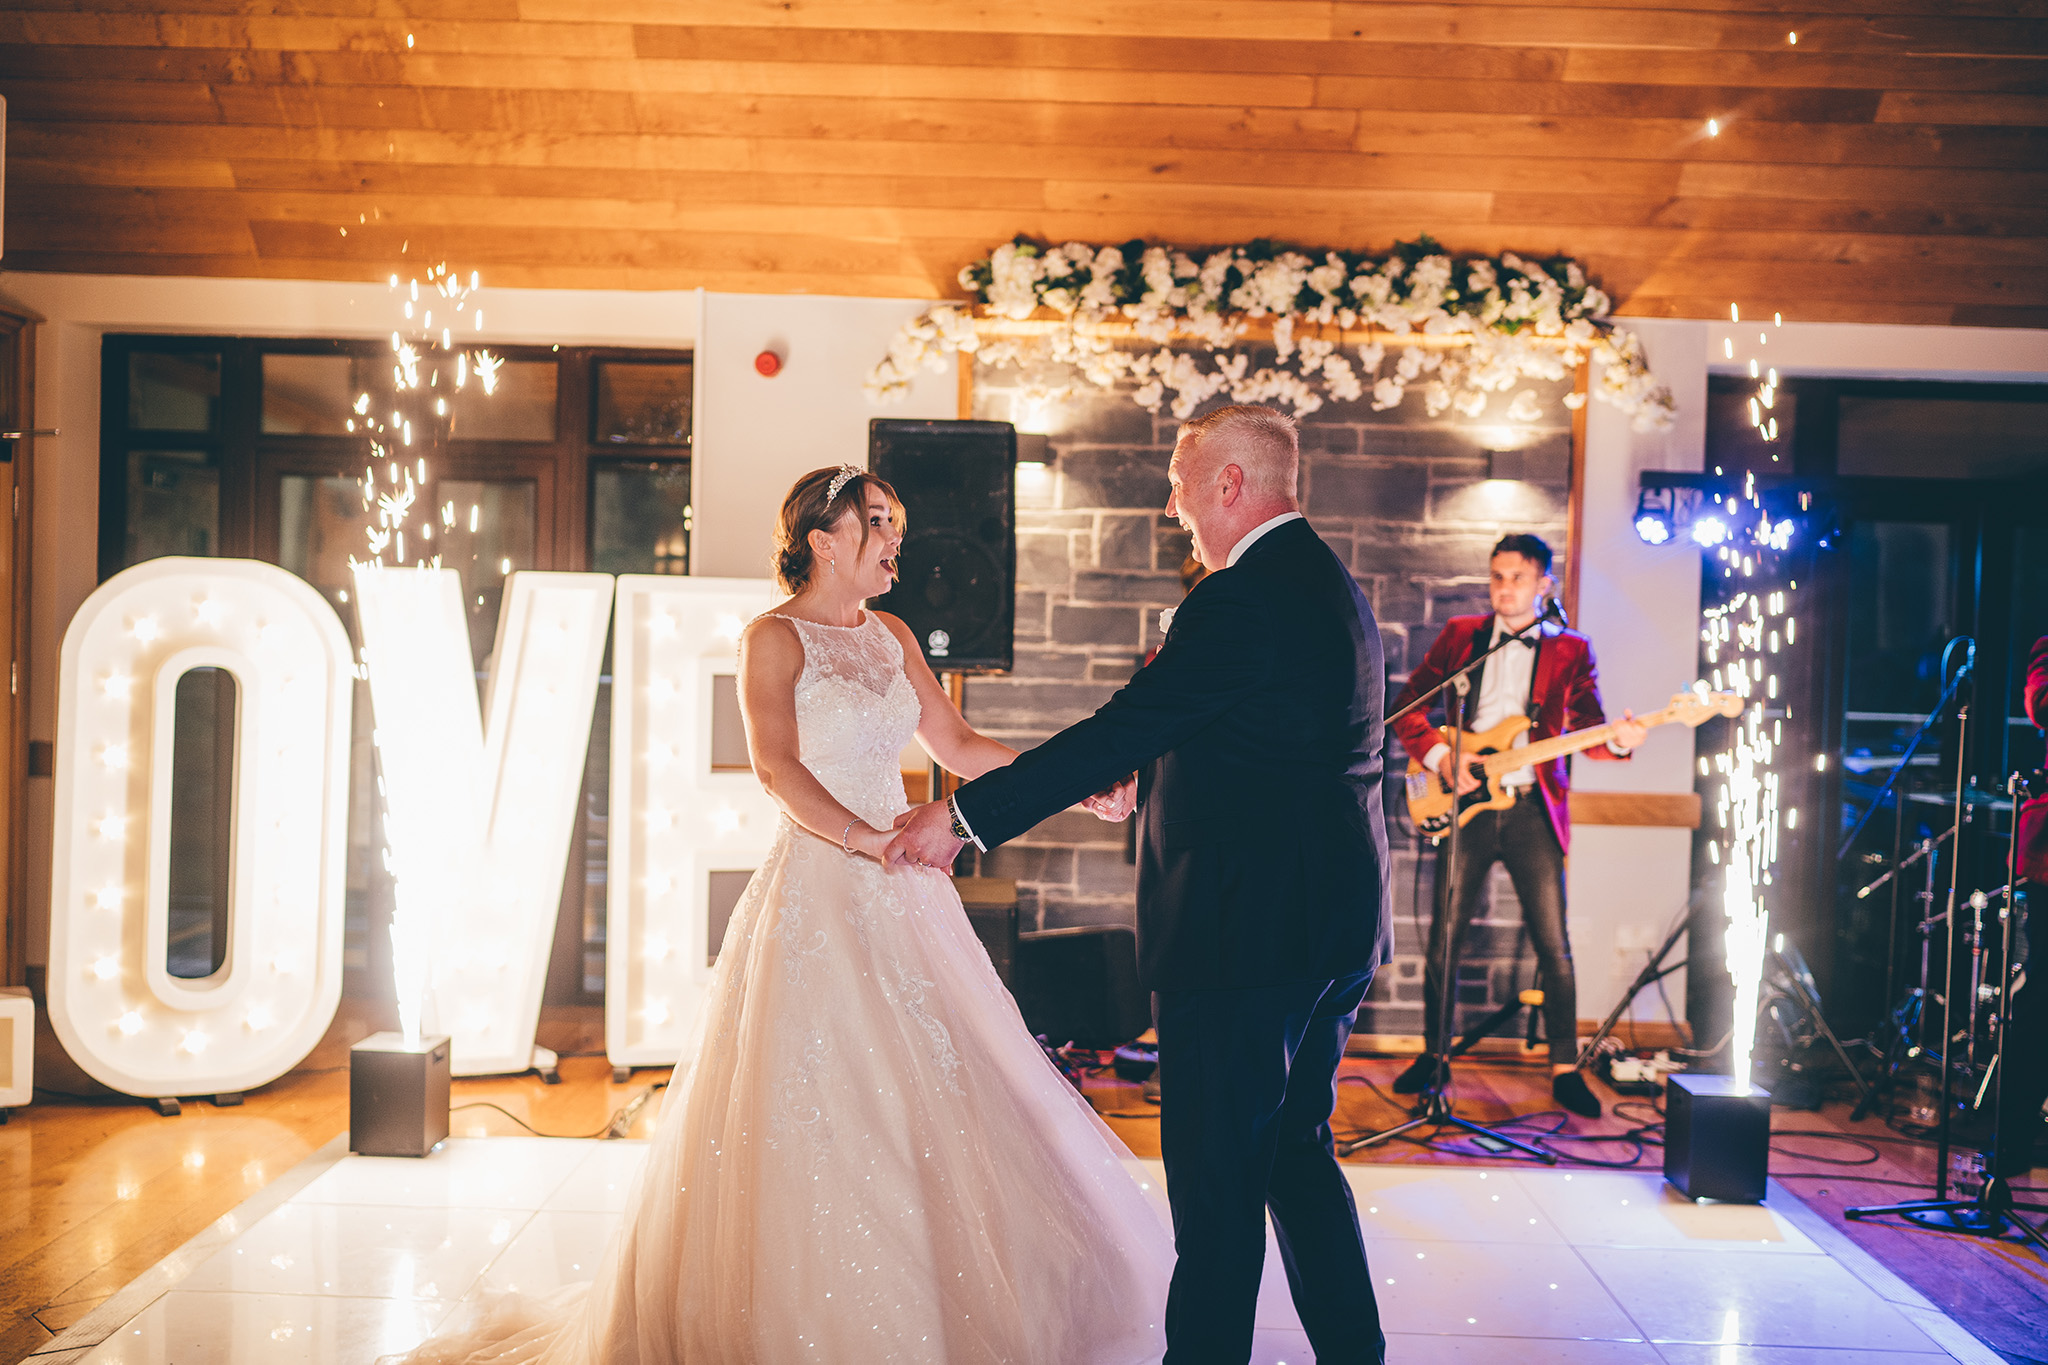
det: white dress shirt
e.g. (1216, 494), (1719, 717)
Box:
(1421, 612), (1631, 787)
(1424, 616), (1541, 789)
(1226, 511), (1305, 567)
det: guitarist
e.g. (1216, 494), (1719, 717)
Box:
(1389, 533), (1646, 1118)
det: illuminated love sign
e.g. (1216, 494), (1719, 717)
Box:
(352, 567), (614, 1076)
(49, 559), (781, 1097)
(605, 576), (779, 1069)
(48, 558), (355, 1098)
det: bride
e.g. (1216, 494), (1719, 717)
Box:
(403, 465), (1171, 1364)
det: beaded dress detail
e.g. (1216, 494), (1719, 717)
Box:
(399, 611), (1170, 1365)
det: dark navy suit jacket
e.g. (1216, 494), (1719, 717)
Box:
(953, 518), (1392, 992)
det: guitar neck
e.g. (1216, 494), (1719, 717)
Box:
(1482, 704), (1676, 775)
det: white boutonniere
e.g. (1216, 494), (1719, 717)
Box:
(1158, 606), (1177, 634)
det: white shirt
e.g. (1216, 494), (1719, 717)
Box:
(1421, 612), (1631, 787)
(1226, 511), (1305, 567)
(1425, 616), (1541, 789)
(952, 510), (1307, 851)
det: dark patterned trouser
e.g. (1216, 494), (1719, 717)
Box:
(1421, 793), (1578, 1066)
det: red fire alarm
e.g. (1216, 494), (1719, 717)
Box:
(754, 349), (783, 377)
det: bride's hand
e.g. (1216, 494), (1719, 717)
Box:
(846, 822), (895, 863)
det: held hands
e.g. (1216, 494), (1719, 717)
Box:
(882, 801), (966, 869)
(844, 822), (897, 863)
(1081, 773), (1138, 823)
(1613, 709), (1649, 751)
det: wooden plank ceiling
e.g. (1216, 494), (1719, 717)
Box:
(1, 1), (2045, 325)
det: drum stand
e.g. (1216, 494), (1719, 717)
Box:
(1851, 824), (1951, 1123)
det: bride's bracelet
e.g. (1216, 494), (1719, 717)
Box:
(841, 817), (861, 853)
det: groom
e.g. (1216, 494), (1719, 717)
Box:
(888, 403), (1391, 1365)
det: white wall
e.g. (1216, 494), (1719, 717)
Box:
(1570, 318), (1710, 1028)
(691, 292), (958, 578)
(0, 271), (955, 965)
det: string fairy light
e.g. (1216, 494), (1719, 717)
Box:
(1725, 304), (1786, 452)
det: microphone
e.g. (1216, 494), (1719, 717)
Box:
(1542, 598), (1570, 629)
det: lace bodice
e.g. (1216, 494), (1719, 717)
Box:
(771, 611), (921, 829)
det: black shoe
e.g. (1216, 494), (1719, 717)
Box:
(1553, 1070), (1602, 1119)
(1393, 1055), (1446, 1095)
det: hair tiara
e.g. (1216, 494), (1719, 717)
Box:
(824, 464), (862, 504)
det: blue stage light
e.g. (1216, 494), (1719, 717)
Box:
(1633, 487), (1673, 545)
(1691, 516), (1729, 548)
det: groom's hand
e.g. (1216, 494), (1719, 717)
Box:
(1081, 773), (1138, 822)
(883, 801), (965, 870)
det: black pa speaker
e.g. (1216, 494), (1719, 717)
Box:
(1013, 926), (1150, 1050)
(868, 419), (1016, 674)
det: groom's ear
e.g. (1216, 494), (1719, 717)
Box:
(1218, 462), (1246, 505)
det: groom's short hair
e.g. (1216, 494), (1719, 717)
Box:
(1177, 404), (1299, 502)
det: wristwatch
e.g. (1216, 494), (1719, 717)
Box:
(946, 797), (972, 843)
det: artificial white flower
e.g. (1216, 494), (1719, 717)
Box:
(868, 236), (1674, 430)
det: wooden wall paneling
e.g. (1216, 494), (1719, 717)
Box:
(0, 1), (2042, 322)
(1569, 791), (1705, 828)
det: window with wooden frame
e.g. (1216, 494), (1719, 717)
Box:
(100, 335), (693, 1007)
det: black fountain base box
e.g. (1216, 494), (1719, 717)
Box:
(1664, 1073), (1771, 1203)
(350, 1032), (451, 1158)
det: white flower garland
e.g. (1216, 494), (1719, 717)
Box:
(868, 236), (1674, 430)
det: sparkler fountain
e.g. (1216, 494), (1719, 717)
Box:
(349, 266), (501, 1053)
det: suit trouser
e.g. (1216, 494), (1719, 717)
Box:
(1421, 794), (1578, 1066)
(1155, 971), (1384, 1365)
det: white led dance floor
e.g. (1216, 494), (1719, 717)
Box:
(29, 1137), (2001, 1365)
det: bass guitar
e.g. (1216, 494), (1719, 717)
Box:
(1405, 688), (1742, 835)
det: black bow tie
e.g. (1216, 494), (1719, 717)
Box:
(1495, 630), (1536, 649)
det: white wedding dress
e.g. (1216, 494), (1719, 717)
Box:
(402, 611), (1171, 1364)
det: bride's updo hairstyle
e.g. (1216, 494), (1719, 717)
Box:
(772, 466), (905, 593)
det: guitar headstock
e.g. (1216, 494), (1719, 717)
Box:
(1667, 686), (1745, 727)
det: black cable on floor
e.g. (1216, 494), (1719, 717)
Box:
(451, 1082), (665, 1142)
(1767, 1132), (1883, 1165)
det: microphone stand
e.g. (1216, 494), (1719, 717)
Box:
(1839, 638), (1973, 859)
(1342, 602), (1563, 1163)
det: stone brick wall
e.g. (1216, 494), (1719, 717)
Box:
(961, 353), (1576, 1040)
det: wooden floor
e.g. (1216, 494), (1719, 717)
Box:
(7, 1013), (2046, 1365)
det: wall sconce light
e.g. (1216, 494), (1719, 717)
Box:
(1016, 432), (1050, 470)
(1485, 444), (1566, 483)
